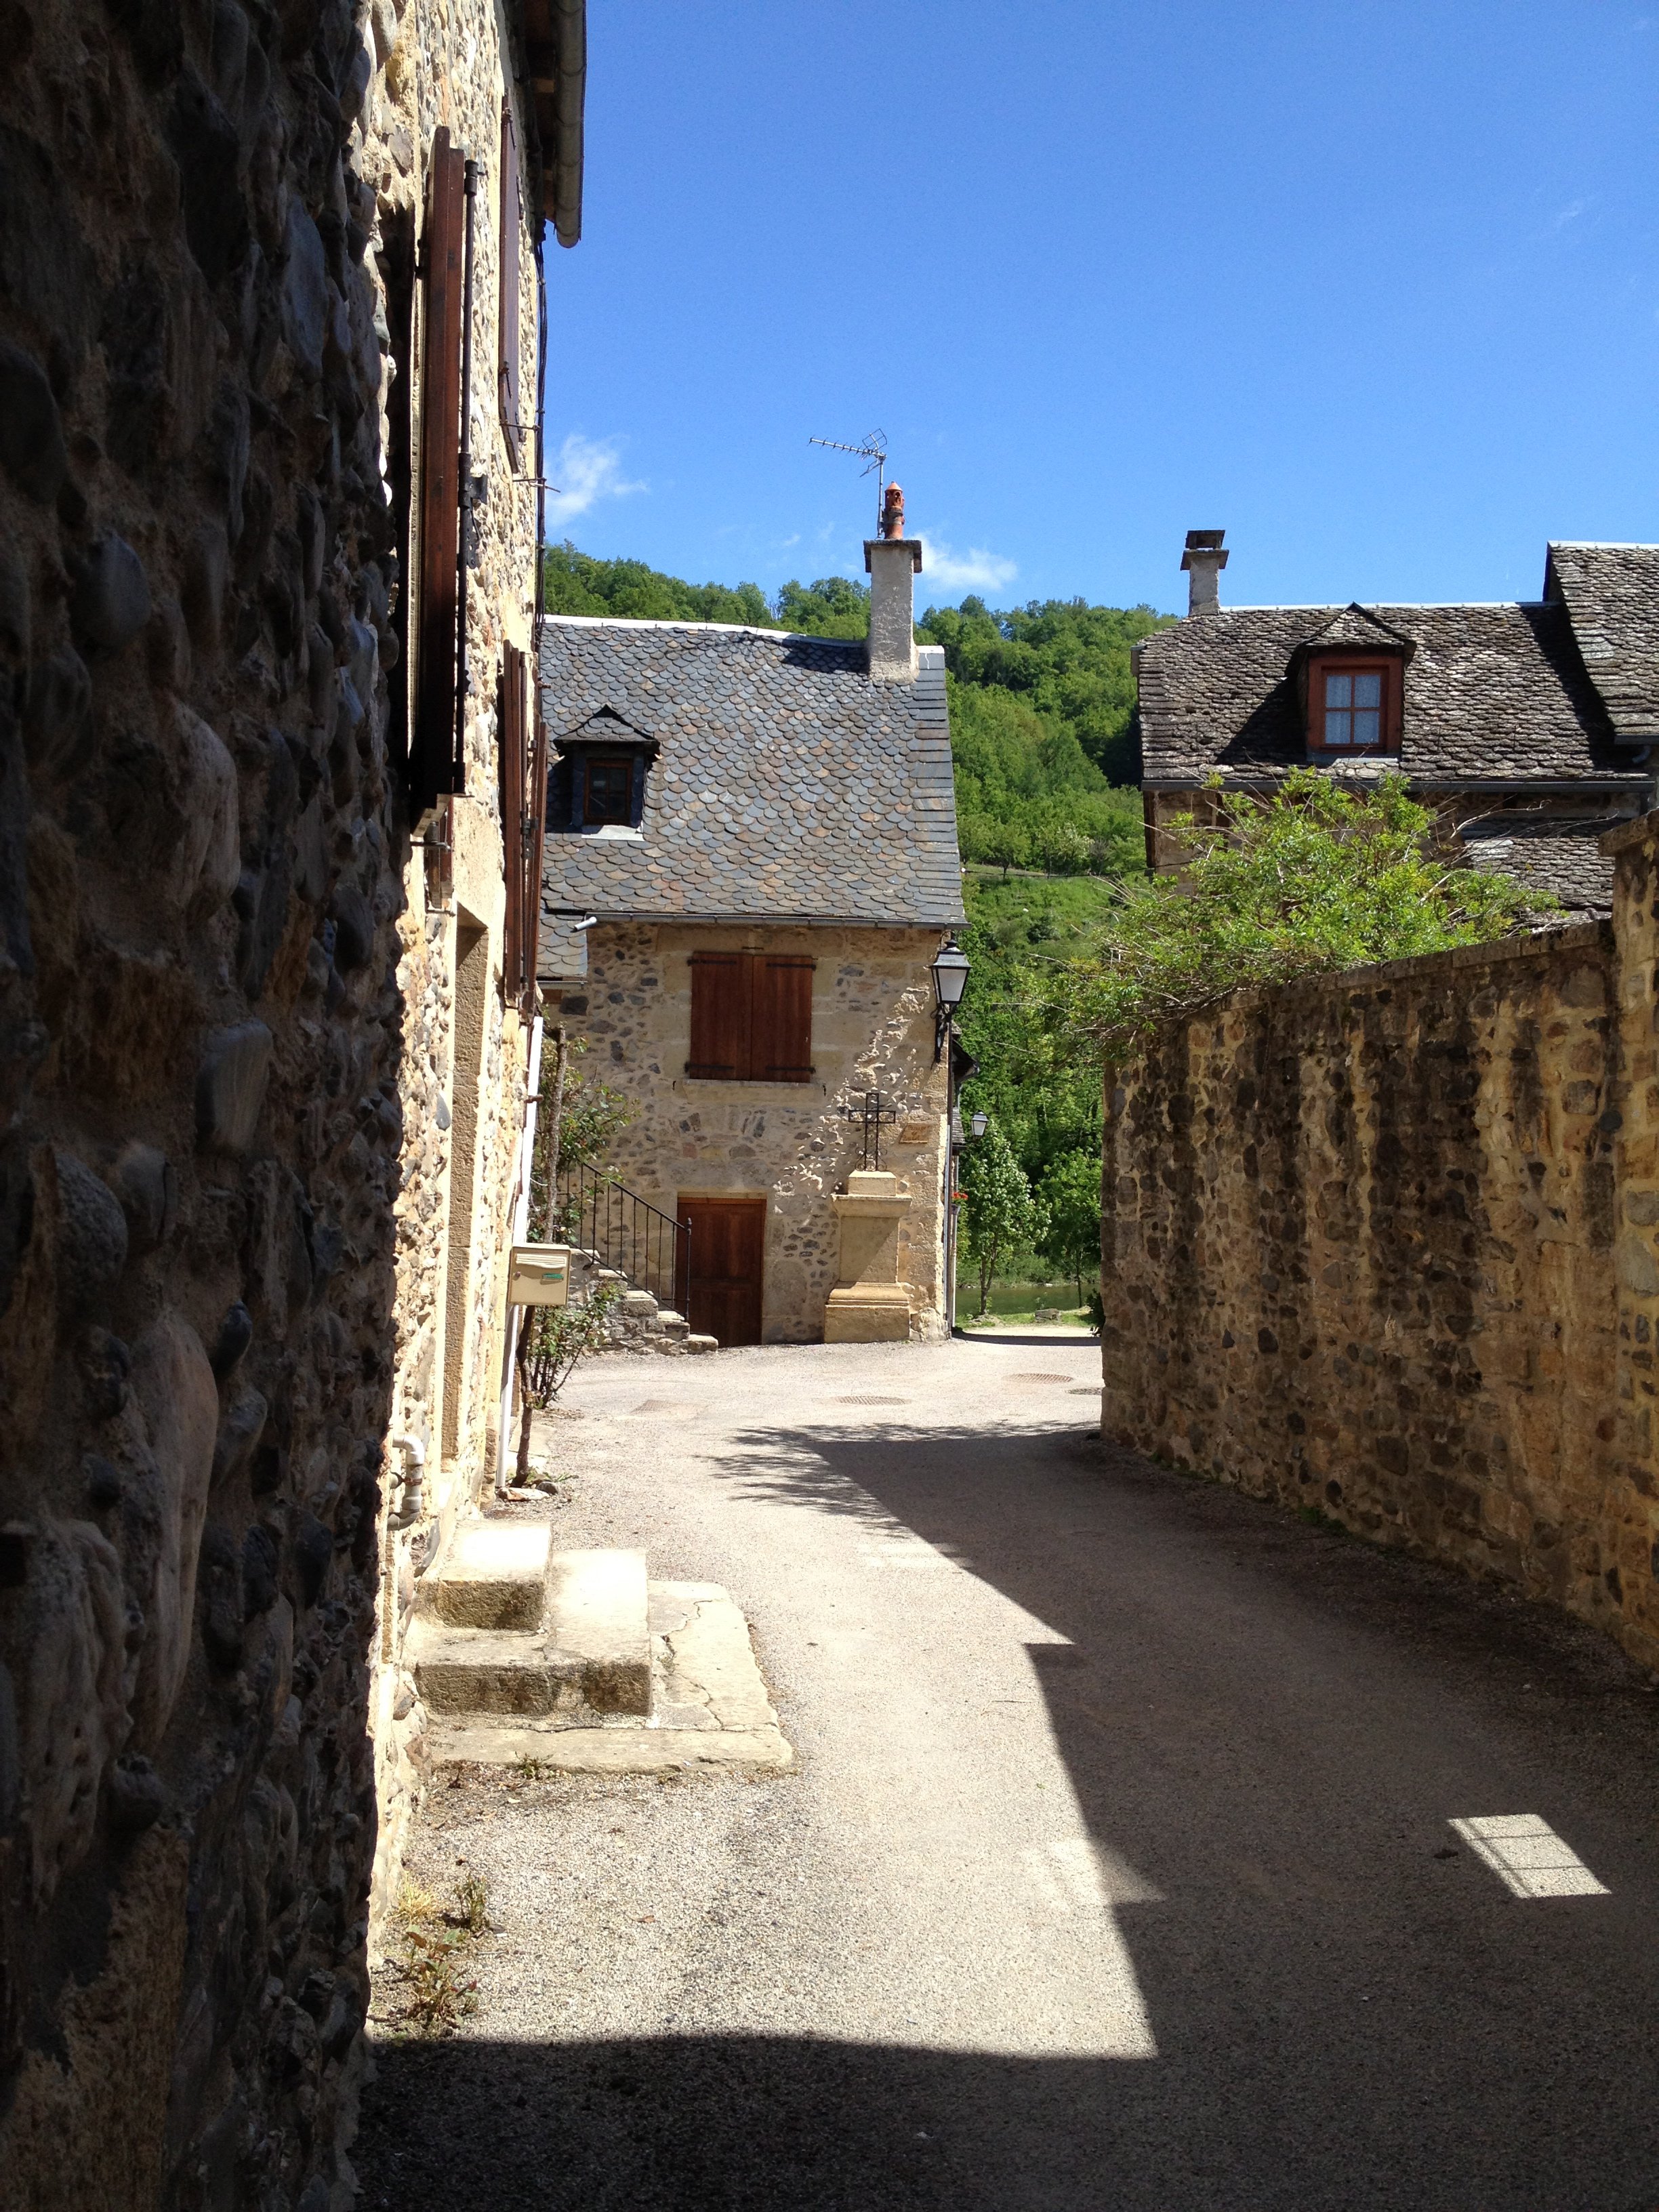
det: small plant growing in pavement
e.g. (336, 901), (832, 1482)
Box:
(1050, 769), (1540, 1065)
(959, 1116), (1046, 1317)
(382, 1870), (494, 2036)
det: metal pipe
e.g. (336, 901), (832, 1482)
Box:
(494, 1014), (545, 1492)
(453, 156), (479, 793)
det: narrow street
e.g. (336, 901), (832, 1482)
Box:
(356, 1335), (1659, 2211)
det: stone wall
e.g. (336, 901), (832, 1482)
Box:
(0, 0), (545, 2196)
(551, 922), (951, 1342)
(1102, 819), (1659, 1672)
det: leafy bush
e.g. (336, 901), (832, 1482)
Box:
(1052, 770), (1541, 1065)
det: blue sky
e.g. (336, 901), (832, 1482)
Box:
(539, 2), (1658, 617)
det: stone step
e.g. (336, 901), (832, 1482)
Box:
(430, 1519), (550, 1631)
(426, 1578), (792, 1773)
(409, 1547), (650, 1721)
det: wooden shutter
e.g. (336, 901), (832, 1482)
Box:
(414, 127), (466, 805)
(523, 695), (548, 1014)
(687, 954), (749, 1079)
(497, 96), (523, 472)
(500, 647), (525, 996)
(752, 956), (815, 1082)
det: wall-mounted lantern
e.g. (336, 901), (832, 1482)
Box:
(930, 937), (970, 1061)
(970, 1110), (989, 1139)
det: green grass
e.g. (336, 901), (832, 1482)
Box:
(956, 1275), (1094, 1326)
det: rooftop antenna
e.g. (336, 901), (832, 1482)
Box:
(809, 429), (888, 537)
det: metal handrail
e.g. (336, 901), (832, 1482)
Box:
(552, 1160), (688, 1312)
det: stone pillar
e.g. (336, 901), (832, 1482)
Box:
(824, 1172), (914, 1343)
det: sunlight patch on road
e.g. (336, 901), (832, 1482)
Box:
(1450, 1814), (1610, 1898)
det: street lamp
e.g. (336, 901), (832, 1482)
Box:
(930, 937), (970, 1061)
(970, 1110), (988, 1139)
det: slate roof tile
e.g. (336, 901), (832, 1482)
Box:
(1544, 542), (1659, 744)
(1139, 600), (1644, 788)
(537, 619), (964, 949)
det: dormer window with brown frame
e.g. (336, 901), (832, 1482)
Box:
(579, 754), (635, 826)
(1307, 656), (1401, 755)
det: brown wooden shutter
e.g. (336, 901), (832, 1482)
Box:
(687, 954), (749, 1079)
(415, 127), (466, 805)
(500, 646), (525, 998)
(497, 97), (523, 472)
(523, 693), (548, 1015)
(752, 956), (815, 1082)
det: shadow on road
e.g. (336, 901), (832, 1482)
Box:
(357, 1416), (1659, 2210)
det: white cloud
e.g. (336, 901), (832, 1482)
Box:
(916, 537), (1018, 594)
(543, 434), (646, 525)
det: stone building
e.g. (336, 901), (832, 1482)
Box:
(0, 0), (583, 2199)
(537, 509), (966, 1345)
(1136, 531), (1658, 909)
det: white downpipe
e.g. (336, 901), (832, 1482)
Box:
(494, 1015), (545, 1492)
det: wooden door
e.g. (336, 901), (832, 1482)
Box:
(678, 1197), (766, 1347)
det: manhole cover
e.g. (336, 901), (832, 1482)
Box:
(1007, 1372), (1072, 1384)
(834, 1395), (911, 1406)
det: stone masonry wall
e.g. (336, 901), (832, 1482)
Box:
(1102, 846), (1659, 1672)
(554, 922), (951, 1342)
(0, 0), (540, 2198)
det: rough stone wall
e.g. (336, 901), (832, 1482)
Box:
(1101, 886), (1659, 1671)
(552, 922), (951, 1341)
(0, 0), (539, 2196)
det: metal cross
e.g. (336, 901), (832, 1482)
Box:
(839, 1089), (902, 1172)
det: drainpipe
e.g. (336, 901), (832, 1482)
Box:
(453, 156), (479, 792)
(494, 1014), (545, 1491)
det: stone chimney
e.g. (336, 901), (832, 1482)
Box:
(1181, 528), (1228, 616)
(864, 483), (923, 681)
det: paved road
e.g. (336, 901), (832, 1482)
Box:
(356, 1334), (1659, 2211)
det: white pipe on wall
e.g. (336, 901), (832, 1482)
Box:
(494, 1013), (545, 1492)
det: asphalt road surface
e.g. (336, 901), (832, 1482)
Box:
(355, 1333), (1659, 2211)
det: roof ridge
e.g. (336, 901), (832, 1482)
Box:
(542, 612), (864, 644)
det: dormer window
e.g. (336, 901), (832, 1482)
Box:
(548, 705), (659, 836)
(1307, 655), (1401, 754)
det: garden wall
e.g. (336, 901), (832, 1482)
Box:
(1101, 812), (1659, 1670)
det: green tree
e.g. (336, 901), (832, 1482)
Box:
(958, 1116), (1045, 1316)
(1038, 1147), (1103, 1305)
(1051, 769), (1540, 1065)
(775, 575), (869, 638)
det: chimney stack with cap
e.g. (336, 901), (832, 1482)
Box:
(1181, 529), (1227, 616)
(864, 483), (922, 681)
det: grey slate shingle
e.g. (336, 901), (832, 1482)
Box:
(1544, 542), (1659, 744)
(1459, 816), (1622, 916)
(1139, 600), (1643, 787)
(537, 619), (964, 950)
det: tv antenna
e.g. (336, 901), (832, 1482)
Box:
(809, 429), (888, 535)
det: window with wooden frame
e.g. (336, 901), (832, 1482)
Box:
(687, 953), (815, 1083)
(497, 96), (524, 472)
(1307, 656), (1400, 754)
(580, 754), (634, 826)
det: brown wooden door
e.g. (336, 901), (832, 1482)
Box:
(678, 1197), (766, 1347)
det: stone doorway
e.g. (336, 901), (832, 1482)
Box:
(678, 1195), (766, 1346)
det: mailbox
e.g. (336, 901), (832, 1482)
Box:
(507, 1244), (571, 1307)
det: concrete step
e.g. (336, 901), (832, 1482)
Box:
(430, 1519), (550, 1631)
(409, 1547), (651, 1721)
(425, 1578), (792, 1772)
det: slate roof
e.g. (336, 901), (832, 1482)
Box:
(1544, 543), (1659, 745)
(1138, 600), (1645, 790)
(537, 619), (964, 947)
(1458, 816), (1622, 916)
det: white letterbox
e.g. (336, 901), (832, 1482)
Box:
(507, 1244), (571, 1307)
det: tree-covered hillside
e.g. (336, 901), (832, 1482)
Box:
(542, 542), (1168, 880)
